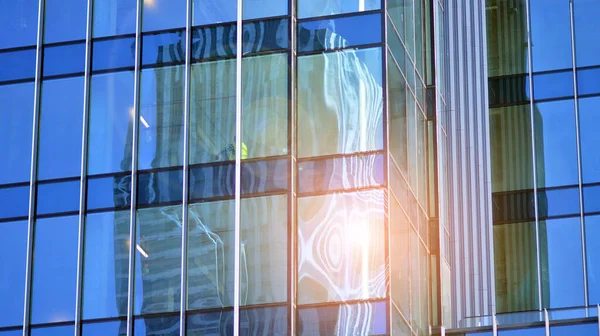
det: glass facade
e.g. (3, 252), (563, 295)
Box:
(0, 0), (437, 335)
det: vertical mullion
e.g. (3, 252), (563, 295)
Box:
(127, 0), (144, 333)
(287, 0), (297, 331)
(179, 0), (192, 332)
(382, 2), (392, 332)
(74, 0), (94, 332)
(23, 0), (46, 334)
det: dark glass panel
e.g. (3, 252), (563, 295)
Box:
(43, 0), (87, 43)
(577, 68), (600, 96)
(87, 175), (131, 211)
(38, 77), (84, 180)
(189, 163), (236, 200)
(81, 320), (125, 335)
(0, 82), (34, 184)
(492, 189), (536, 224)
(92, 0), (136, 38)
(31, 215), (78, 324)
(488, 74), (530, 107)
(142, 30), (185, 66)
(239, 306), (288, 335)
(550, 323), (598, 336)
(138, 66), (184, 170)
(242, 18), (288, 54)
(540, 217), (584, 308)
(0, 220), (27, 328)
(586, 215), (600, 305)
(297, 301), (387, 335)
(537, 186), (580, 219)
(186, 310), (233, 335)
(529, 0), (572, 72)
(88, 71), (134, 175)
(0, 48), (36, 83)
(297, 190), (386, 304)
(30, 325), (74, 336)
(0, 0), (38, 49)
(298, 48), (383, 158)
(36, 180), (80, 216)
(297, 152), (384, 194)
(298, 0), (379, 19)
(134, 315), (180, 336)
(297, 13), (382, 52)
(532, 70), (574, 101)
(137, 169), (183, 206)
(82, 211), (130, 320)
(573, 0), (600, 68)
(494, 222), (539, 313)
(134, 205), (182, 315)
(579, 97), (600, 184)
(190, 23), (236, 61)
(43, 42), (86, 77)
(92, 37), (136, 72)
(142, 0), (186, 32)
(0, 185), (29, 220)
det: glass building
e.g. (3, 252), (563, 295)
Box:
(0, 0), (442, 335)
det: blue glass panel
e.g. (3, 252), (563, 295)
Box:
(298, 301), (387, 335)
(87, 175), (131, 210)
(550, 323), (598, 336)
(187, 310), (233, 334)
(31, 215), (78, 324)
(43, 0), (87, 43)
(529, 0), (572, 72)
(239, 306), (288, 334)
(0, 185), (29, 220)
(82, 320), (125, 335)
(580, 97), (600, 184)
(192, 0), (235, 26)
(92, 37), (136, 72)
(36, 180), (80, 216)
(0, 0), (38, 49)
(38, 77), (84, 180)
(190, 23), (236, 61)
(92, 0), (137, 38)
(137, 169), (183, 206)
(83, 211), (129, 320)
(577, 68), (600, 96)
(189, 163), (235, 200)
(584, 185), (600, 214)
(574, 0), (600, 68)
(142, 30), (185, 66)
(298, 13), (382, 52)
(537, 186), (580, 219)
(0, 330), (22, 336)
(532, 71), (574, 101)
(43, 42), (86, 77)
(242, 18), (288, 54)
(88, 71), (134, 175)
(0, 48), (36, 83)
(0, 220), (27, 328)
(30, 325), (75, 336)
(142, 0), (186, 32)
(499, 326), (545, 335)
(134, 315), (180, 335)
(586, 215), (600, 305)
(0, 82), (34, 184)
(299, 0), (379, 19)
(243, 0), (287, 20)
(298, 153), (384, 194)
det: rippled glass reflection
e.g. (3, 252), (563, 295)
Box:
(298, 300), (387, 335)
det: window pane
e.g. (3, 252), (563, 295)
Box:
(298, 300), (387, 335)
(0, 330), (22, 336)
(579, 97), (600, 184)
(239, 306), (288, 334)
(87, 175), (131, 211)
(298, 190), (386, 304)
(574, 0), (600, 67)
(0, 220), (27, 328)
(540, 217), (584, 308)
(532, 70), (574, 101)
(137, 169), (183, 206)
(0, 185), (29, 220)
(499, 328), (545, 336)
(190, 23), (236, 61)
(390, 197), (410, 317)
(138, 66), (184, 169)
(91, 37), (136, 72)
(92, 0), (136, 38)
(550, 323), (598, 336)
(243, 19), (289, 53)
(88, 71), (134, 175)
(0, 49), (36, 83)
(576, 68), (600, 96)
(186, 310), (233, 334)
(0, 82), (34, 184)
(134, 315), (180, 336)
(82, 320), (125, 335)
(584, 185), (600, 214)
(134, 205), (182, 315)
(586, 215), (600, 305)
(142, 0), (186, 32)
(297, 14), (382, 53)
(299, 0), (379, 19)
(142, 30), (185, 67)
(298, 48), (383, 158)
(36, 180), (80, 216)
(538, 186), (580, 219)
(529, 0), (572, 72)
(31, 216), (78, 324)
(38, 77), (84, 180)
(83, 211), (130, 320)
(192, 0), (235, 26)
(30, 325), (74, 336)
(43, 0), (87, 43)
(388, 54), (407, 175)
(0, 0), (38, 49)
(42, 42), (86, 78)
(243, 0), (286, 20)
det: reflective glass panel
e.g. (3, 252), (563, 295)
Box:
(498, 327), (545, 335)
(243, 0), (287, 20)
(532, 70), (574, 101)
(88, 71), (134, 175)
(388, 54), (407, 175)
(534, 100), (578, 188)
(192, 0), (235, 25)
(239, 306), (288, 334)
(30, 325), (74, 336)
(540, 217), (584, 308)
(42, 42), (86, 78)
(92, 37), (136, 72)
(298, 300), (387, 335)
(137, 169), (183, 206)
(142, 0), (186, 32)
(0, 220), (27, 328)
(298, 190), (386, 304)
(134, 315), (180, 336)
(0, 330), (22, 336)
(187, 310), (233, 334)
(586, 215), (600, 305)
(550, 323), (598, 336)
(82, 320), (125, 335)
(92, 0), (136, 38)
(82, 211), (130, 320)
(138, 65), (184, 169)
(142, 30), (185, 66)
(0, 0), (38, 49)
(87, 175), (131, 211)
(529, 0), (572, 72)
(297, 14), (382, 53)
(298, 48), (383, 158)
(390, 196), (410, 317)
(583, 185), (600, 214)
(298, 0), (379, 19)
(190, 23), (236, 61)
(577, 68), (600, 96)
(537, 186), (580, 219)
(574, 0), (600, 68)
(36, 180), (80, 216)
(38, 77), (84, 180)
(31, 216), (78, 324)
(43, 0), (87, 43)
(0, 48), (36, 83)
(134, 205), (182, 315)
(0, 185), (29, 220)
(579, 97), (600, 184)
(0, 82), (34, 184)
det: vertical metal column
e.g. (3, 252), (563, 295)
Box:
(287, 0), (297, 330)
(492, 314), (498, 336)
(179, 0), (192, 332)
(544, 309), (549, 336)
(126, 0), (143, 333)
(73, 0), (94, 333)
(233, 0), (243, 333)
